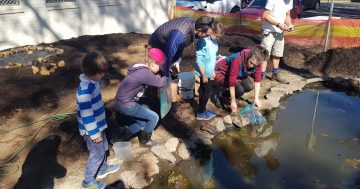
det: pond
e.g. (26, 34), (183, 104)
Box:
(147, 88), (360, 189)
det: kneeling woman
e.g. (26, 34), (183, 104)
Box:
(115, 48), (168, 147)
(214, 45), (269, 113)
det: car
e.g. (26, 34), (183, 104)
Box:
(176, 0), (243, 13)
(301, 0), (321, 10)
(239, 0), (302, 19)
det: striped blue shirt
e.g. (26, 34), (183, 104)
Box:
(76, 74), (107, 140)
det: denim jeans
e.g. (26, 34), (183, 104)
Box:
(116, 102), (159, 134)
(83, 131), (108, 184)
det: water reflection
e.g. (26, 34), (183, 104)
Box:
(148, 89), (360, 189)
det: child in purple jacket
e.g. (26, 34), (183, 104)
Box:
(115, 48), (168, 147)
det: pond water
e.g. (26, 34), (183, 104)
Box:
(147, 89), (360, 189)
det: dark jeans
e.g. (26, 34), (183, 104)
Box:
(83, 131), (108, 184)
(198, 78), (219, 113)
(116, 103), (159, 134)
(235, 77), (254, 99)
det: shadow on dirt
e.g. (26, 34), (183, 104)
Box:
(14, 135), (66, 189)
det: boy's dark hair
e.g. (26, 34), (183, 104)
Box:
(213, 21), (225, 36)
(195, 16), (215, 32)
(82, 52), (108, 76)
(251, 45), (270, 63)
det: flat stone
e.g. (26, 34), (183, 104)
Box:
(258, 99), (273, 110)
(306, 77), (324, 84)
(222, 115), (232, 125)
(289, 80), (307, 91)
(151, 145), (176, 163)
(265, 92), (281, 102)
(137, 152), (159, 164)
(177, 143), (190, 160)
(270, 87), (288, 95)
(164, 137), (179, 153)
(119, 171), (150, 189)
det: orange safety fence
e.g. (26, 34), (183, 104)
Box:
(174, 6), (360, 49)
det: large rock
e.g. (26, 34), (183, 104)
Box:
(209, 117), (225, 133)
(120, 171), (150, 189)
(190, 131), (213, 145)
(177, 143), (191, 160)
(164, 137), (180, 153)
(151, 145), (176, 163)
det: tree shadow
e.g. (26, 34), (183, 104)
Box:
(14, 135), (66, 189)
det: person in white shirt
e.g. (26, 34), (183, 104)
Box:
(261, 0), (293, 84)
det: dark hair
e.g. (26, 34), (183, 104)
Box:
(195, 16), (215, 32)
(213, 21), (225, 36)
(251, 45), (270, 63)
(82, 52), (108, 76)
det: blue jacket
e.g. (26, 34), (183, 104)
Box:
(76, 74), (107, 140)
(195, 37), (218, 78)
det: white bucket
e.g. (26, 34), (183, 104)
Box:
(112, 142), (131, 160)
(178, 71), (195, 99)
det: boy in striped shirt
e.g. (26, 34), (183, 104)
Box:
(76, 52), (120, 189)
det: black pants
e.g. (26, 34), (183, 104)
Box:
(199, 78), (219, 113)
(234, 77), (254, 99)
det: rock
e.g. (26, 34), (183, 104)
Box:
(31, 66), (39, 75)
(231, 113), (249, 128)
(265, 92), (281, 102)
(190, 131), (212, 145)
(137, 152), (159, 164)
(177, 143), (190, 160)
(56, 48), (64, 54)
(27, 50), (33, 55)
(58, 60), (66, 67)
(164, 137), (179, 153)
(151, 145), (176, 163)
(45, 46), (56, 53)
(119, 171), (150, 189)
(37, 46), (45, 51)
(209, 117), (225, 133)
(222, 115), (232, 125)
(306, 77), (324, 84)
(258, 99), (273, 110)
(269, 87), (288, 95)
(49, 66), (57, 73)
(40, 66), (51, 76)
(341, 80), (351, 88)
(289, 80), (307, 91)
(334, 76), (345, 85)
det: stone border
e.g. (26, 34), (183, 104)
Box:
(0, 46), (66, 75)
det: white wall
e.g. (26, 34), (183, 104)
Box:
(0, 0), (174, 50)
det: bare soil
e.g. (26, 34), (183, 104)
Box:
(0, 33), (358, 188)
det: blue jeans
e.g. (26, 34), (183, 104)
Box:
(83, 131), (108, 184)
(116, 103), (159, 134)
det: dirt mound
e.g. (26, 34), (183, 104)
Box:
(306, 47), (360, 78)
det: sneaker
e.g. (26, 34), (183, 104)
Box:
(271, 73), (289, 84)
(96, 164), (120, 179)
(82, 180), (107, 189)
(196, 110), (216, 120)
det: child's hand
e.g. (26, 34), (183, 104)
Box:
(92, 136), (103, 143)
(254, 99), (262, 109)
(211, 73), (216, 80)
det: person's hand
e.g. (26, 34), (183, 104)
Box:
(287, 24), (294, 31)
(211, 72), (216, 80)
(254, 99), (262, 109)
(231, 100), (238, 113)
(92, 136), (103, 143)
(202, 76), (208, 84)
(278, 23), (290, 32)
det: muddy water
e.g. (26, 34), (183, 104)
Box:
(147, 89), (360, 189)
